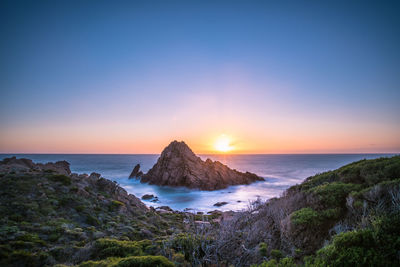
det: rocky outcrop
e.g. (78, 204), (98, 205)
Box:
(139, 140), (264, 190)
(129, 164), (143, 178)
(0, 157), (147, 211)
(0, 156), (71, 175)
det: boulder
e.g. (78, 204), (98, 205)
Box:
(141, 194), (155, 200)
(213, 201), (228, 207)
(140, 140), (264, 190)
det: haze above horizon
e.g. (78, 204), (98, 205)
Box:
(1, 0), (399, 154)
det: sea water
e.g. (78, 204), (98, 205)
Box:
(0, 154), (397, 212)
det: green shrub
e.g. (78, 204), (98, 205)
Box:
(9, 240), (35, 249)
(79, 257), (121, 267)
(309, 182), (361, 208)
(47, 174), (72, 186)
(320, 208), (341, 220)
(95, 238), (144, 259)
(259, 242), (268, 257)
(168, 233), (211, 263)
(117, 256), (174, 267)
(79, 256), (174, 267)
(75, 205), (85, 212)
(310, 213), (400, 266)
(16, 233), (46, 246)
(301, 156), (400, 191)
(112, 200), (124, 207)
(254, 259), (277, 267)
(110, 200), (125, 211)
(312, 229), (379, 266)
(270, 249), (283, 260)
(291, 208), (321, 226)
(279, 257), (296, 267)
(6, 250), (49, 267)
(86, 215), (100, 226)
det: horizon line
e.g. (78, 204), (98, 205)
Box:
(1, 152), (399, 155)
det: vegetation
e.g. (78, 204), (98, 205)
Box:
(79, 255), (174, 267)
(0, 167), (187, 266)
(291, 208), (321, 226)
(0, 155), (399, 266)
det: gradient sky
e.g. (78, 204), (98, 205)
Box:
(1, 0), (399, 154)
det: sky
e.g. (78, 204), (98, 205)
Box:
(0, 0), (399, 154)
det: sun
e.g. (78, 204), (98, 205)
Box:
(214, 134), (234, 152)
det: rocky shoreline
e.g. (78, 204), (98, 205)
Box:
(0, 156), (236, 217)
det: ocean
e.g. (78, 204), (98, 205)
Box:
(1, 154), (397, 212)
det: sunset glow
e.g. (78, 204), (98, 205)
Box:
(214, 135), (234, 152)
(0, 1), (399, 154)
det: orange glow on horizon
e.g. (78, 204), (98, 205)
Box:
(213, 134), (234, 153)
(0, 122), (399, 154)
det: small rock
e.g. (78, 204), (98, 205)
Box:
(141, 194), (155, 200)
(89, 172), (101, 179)
(157, 206), (173, 211)
(157, 209), (173, 214)
(150, 197), (159, 203)
(129, 164), (142, 178)
(213, 201), (228, 207)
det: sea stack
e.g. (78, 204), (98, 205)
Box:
(129, 164), (143, 178)
(138, 140), (264, 190)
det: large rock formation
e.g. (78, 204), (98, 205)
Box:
(139, 140), (264, 190)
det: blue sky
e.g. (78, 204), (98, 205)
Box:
(0, 0), (399, 153)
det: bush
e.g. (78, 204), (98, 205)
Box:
(312, 230), (379, 266)
(291, 208), (321, 226)
(94, 238), (145, 259)
(117, 256), (174, 267)
(47, 174), (71, 186)
(309, 182), (361, 208)
(110, 200), (125, 211)
(270, 249), (283, 260)
(112, 200), (124, 207)
(79, 257), (121, 267)
(169, 233), (205, 262)
(5, 250), (49, 267)
(259, 242), (268, 257)
(279, 257), (296, 267)
(80, 255), (174, 267)
(310, 213), (400, 266)
(86, 215), (100, 226)
(301, 156), (400, 190)
(254, 259), (277, 267)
